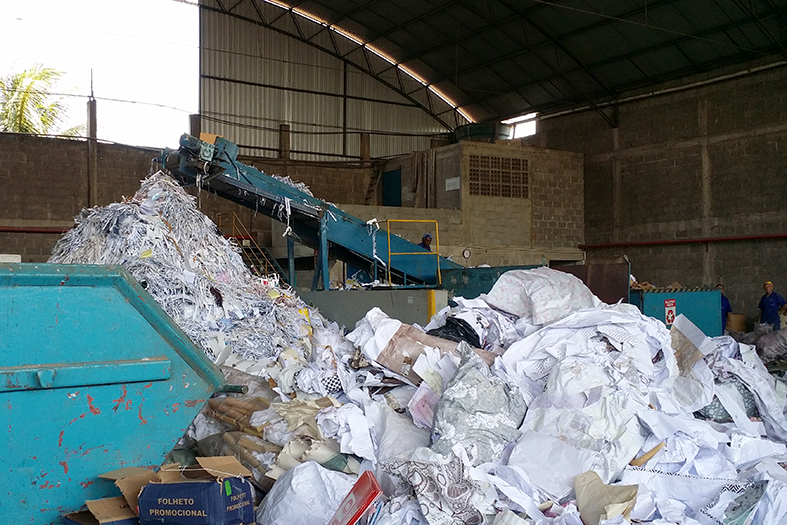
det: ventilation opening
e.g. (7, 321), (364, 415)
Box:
(502, 112), (537, 139)
(468, 155), (529, 198)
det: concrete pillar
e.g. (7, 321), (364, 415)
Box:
(279, 124), (290, 159)
(611, 127), (621, 244)
(87, 99), (98, 207)
(699, 99), (716, 285)
(189, 114), (201, 138)
(360, 132), (371, 166)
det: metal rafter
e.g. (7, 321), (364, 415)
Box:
(467, 7), (787, 117)
(372, 1), (548, 78)
(268, 0), (310, 25)
(420, 0), (619, 126)
(356, 1), (462, 54)
(731, 0), (787, 58)
(226, 0), (245, 13)
(303, 0), (383, 44)
(204, 1), (455, 130)
(425, 0), (677, 88)
(248, 0), (268, 24)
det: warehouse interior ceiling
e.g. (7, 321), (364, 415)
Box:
(201, 0), (787, 127)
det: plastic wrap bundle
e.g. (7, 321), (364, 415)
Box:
(49, 172), (315, 363)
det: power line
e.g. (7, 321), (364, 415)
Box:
(0, 89), (447, 138)
(0, 89), (193, 113)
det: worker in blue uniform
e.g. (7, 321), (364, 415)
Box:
(417, 233), (432, 251)
(717, 284), (732, 331)
(758, 280), (787, 330)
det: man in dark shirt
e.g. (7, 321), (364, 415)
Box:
(758, 280), (787, 330)
(417, 233), (432, 251)
(717, 284), (732, 331)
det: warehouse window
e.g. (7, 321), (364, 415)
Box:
(468, 155), (529, 198)
(502, 112), (537, 139)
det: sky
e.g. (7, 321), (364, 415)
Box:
(0, 0), (198, 149)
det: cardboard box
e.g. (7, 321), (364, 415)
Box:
(138, 457), (255, 525)
(727, 313), (746, 332)
(63, 498), (138, 525)
(63, 466), (160, 524)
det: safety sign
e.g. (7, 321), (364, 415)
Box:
(664, 299), (676, 325)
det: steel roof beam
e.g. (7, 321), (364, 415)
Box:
(302, 0), (383, 44)
(731, 0), (787, 58)
(203, 1), (455, 130)
(467, 8), (786, 116)
(381, 0), (675, 84)
(425, 0), (683, 87)
(498, 0), (618, 119)
(355, 1), (464, 53)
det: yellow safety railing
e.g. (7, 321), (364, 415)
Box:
(385, 219), (442, 286)
(216, 212), (279, 278)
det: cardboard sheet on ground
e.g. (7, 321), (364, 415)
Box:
(574, 471), (637, 525)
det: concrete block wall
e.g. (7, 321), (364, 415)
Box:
(458, 141), (584, 252)
(245, 159), (372, 206)
(373, 140), (585, 266)
(96, 143), (160, 203)
(529, 149), (584, 249)
(0, 133), (374, 263)
(382, 145), (463, 209)
(534, 66), (787, 328)
(0, 135), (88, 224)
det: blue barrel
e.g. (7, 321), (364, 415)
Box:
(0, 264), (225, 523)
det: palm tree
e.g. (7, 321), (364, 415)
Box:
(0, 64), (84, 136)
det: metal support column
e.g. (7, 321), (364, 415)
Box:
(87, 98), (98, 207)
(310, 254), (322, 291)
(287, 237), (296, 287)
(320, 213), (330, 291)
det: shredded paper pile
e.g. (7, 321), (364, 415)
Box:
(50, 173), (787, 525)
(49, 172), (316, 364)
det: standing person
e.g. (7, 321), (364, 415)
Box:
(417, 233), (432, 251)
(717, 284), (732, 331)
(758, 280), (787, 330)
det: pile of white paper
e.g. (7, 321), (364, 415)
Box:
(48, 173), (787, 525)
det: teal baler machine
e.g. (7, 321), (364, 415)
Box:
(0, 264), (227, 523)
(629, 286), (723, 337)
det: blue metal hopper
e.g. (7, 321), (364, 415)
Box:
(0, 263), (225, 524)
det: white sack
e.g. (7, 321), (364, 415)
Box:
(482, 267), (601, 325)
(255, 461), (356, 525)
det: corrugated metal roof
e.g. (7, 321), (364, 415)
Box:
(200, 0), (785, 139)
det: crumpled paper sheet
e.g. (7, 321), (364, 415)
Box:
(574, 470), (637, 525)
(256, 460), (356, 525)
(348, 308), (495, 386)
(365, 401), (430, 463)
(382, 446), (485, 525)
(430, 343), (526, 466)
(708, 342), (787, 443)
(408, 381), (441, 430)
(697, 479), (768, 525)
(270, 434), (360, 478)
(670, 315), (716, 413)
(500, 304), (676, 407)
(508, 355), (648, 501)
(317, 403), (377, 462)
(619, 466), (738, 513)
(271, 396), (339, 432)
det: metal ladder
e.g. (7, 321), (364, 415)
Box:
(216, 212), (284, 281)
